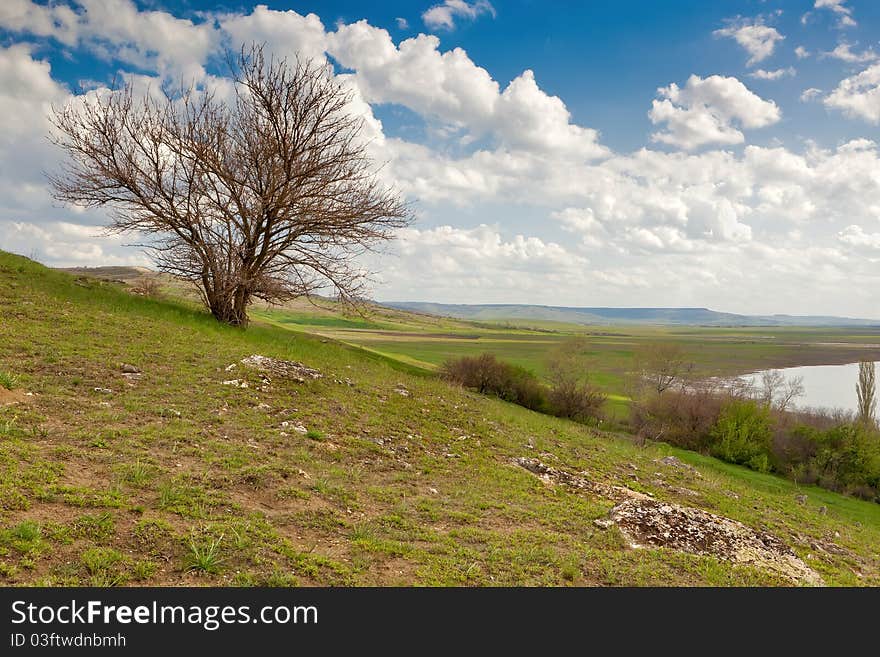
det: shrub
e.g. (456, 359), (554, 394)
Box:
(810, 423), (880, 499)
(441, 354), (547, 412)
(547, 376), (606, 423)
(130, 277), (163, 299)
(709, 399), (773, 472)
(631, 386), (726, 450)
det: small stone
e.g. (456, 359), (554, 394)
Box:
(817, 506), (828, 515)
(428, 487), (439, 495)
(93, 387), (113, 394)
(594, 518), (614, 529)
(795, 494), (808, 505)
(121, 363), (140, 374)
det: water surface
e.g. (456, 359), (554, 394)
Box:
(740, 361), (880, 414)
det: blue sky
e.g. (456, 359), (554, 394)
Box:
(2, 1), (880, 316)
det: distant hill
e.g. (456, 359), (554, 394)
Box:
(57, 265), (154, 282)
(381, 302), (880, 327)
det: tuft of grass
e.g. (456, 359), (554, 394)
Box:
(0, 370), (19, 390)
(306, 429), (324, 441)
(131, 559), (158, 581)
(71, 513), (115, 543)
(10, 521), (41, 543)
(117, 460), (155, 487)
(80, 547), (126, 586)
(185, 533), (224, 574)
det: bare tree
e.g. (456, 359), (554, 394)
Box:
(48, 44), (410, 326)
(633, 342), (694, 395)
(546, 338), (606, 422)
(857, 360), (876, 426)
(759, 369), (804, 412)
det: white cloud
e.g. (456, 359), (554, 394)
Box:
(0, 0), (218, 79)
(422, 1), (495, 31)
(4, 2), (880, 315)
(795, 46), (810, 59)
(822, 42), (877, 64)
(838, 225), (880, 250)
(220, 6), (328, 64)
(327, 22), (607, 160)
(379, 224), (592, 301)
(395, 17), (409, 30)
(825, 64), (880, 123)
(750, 67), (796, 81)
(648, 75), (781, 150)
(814, 0), (857, 28)
(800, 87), (823, 102)
(714, 17), (784, 66)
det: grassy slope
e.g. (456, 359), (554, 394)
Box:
(1, 251), (879, 586)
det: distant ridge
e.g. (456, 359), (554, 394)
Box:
(381, 302), (880, 327)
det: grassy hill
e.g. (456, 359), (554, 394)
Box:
(2, 250), (879, 586)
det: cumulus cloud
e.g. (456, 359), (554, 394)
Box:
(800, 87), (823, 102)
(648, 75), (780, 150)
(0, 0), (218, 79)
(220, 6), (328, 64)
(327, 22), (607, 159)
(750, 67), (796, 81)
(822, 42), (877, 64)
(795, 46), (810, 59)
(395, 17), (409, 30)
(814, 0), (857, 28)
(714, 17), (784, 66)
(4, 1), (880, 315)
(825, 64), (880, 123)
(422, 1), (495, 31)
(838, 224), (880, 250)
(379, 224), (591, 301)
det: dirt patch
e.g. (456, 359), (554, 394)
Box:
(0, 388), (30, 406)
(514, 457), (822, 586)
(235, 355), (323, 382)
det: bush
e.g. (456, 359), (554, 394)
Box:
(631, 386), (726, 450)
(547, 376), (606, 423)
(130, 277), (163, 298)
(441, 354), (547, 412)
(709, 399), (773, 472)
(810, 424), (880, 499)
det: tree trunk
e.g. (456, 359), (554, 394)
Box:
(205, 285), (250, 327)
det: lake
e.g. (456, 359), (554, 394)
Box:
(740, 361), (880, 414)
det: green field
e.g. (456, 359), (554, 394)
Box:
(3, 251), (880, 587)
(253, 305), (880, 423)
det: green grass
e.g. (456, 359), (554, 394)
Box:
(0, 370), (19, 390)
(1, 249), (879, 586)
(185, 534), (225, 574)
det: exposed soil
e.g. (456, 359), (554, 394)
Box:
(0, 388), (29, 406)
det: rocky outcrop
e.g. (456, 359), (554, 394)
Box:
(607, 498), (823, 586)
(238, 354), (322, 382)
(514, 456), (822, 586)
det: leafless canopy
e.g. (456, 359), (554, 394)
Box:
(48, 44), (410, 326)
